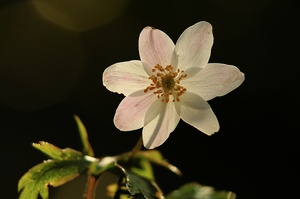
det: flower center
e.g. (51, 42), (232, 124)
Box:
(144, 64), (187, 103)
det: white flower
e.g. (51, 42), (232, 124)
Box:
(103, 21), (244, 149)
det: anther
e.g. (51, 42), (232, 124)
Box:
(144, 64), (187, 103)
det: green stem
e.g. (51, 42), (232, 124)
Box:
(130, 136), (143, 158)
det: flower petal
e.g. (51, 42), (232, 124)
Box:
(178, 92), (219, 135)
(114, 90), (157, 131)
(103, 60), (150, 96)
(182, 63), (245, 101)
(139, 26), (175, 74)
(142, 101), (180, 149)
(175, 21), (213, 71)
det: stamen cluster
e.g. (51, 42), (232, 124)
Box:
(144, 64), (187, 102)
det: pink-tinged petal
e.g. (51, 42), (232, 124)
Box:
(142, 101), (180, 149)
(103, 60), (150, 96)
(139, 26), (175, 74)
(143, 99), (164, 127)
(175, 21), (213, 71)
(182, 63), (245, 101)
(114, 90), (157, 131)
(179, 92), (219, 135)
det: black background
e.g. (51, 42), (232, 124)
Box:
(1, 0), (299, 198)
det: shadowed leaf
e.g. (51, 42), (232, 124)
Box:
(115, 163), (164, 199)
(165, 182), (236, 199)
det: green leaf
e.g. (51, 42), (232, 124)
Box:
(130, 154), (154, 181)
(139, 150), (182, 176)
(117, 150), (182, 178)
(73, 114), (94, 156)
(165, 182), (236, 199)
(115, 163), (164, 199)
(32, 141), (83, 161)
(18, 159), (91, 199)
(18, 143), (93, 199)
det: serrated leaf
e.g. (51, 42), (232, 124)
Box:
(18, 158), (91, 199)
(32, 141), (83, 161)
(165, 182), (236, 199)
(115, 163), (164, 199)
(18, 142), (94, 199)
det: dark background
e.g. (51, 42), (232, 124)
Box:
(1, 0), (299, 198)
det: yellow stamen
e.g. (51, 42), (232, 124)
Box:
(144, 64), (187, 103)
